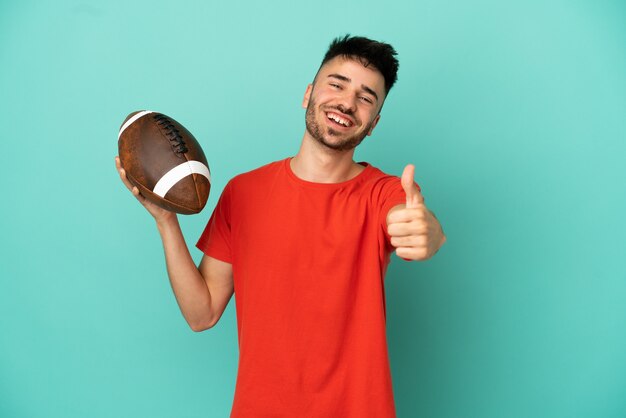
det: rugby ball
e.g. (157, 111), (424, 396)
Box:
(118, 110), (211, 214)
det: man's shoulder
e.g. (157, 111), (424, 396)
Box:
(360, 162), (401, 185)
(228, 157), (288, 187)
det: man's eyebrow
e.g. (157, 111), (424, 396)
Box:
(327, 73), (379, 102)
(328, 73), (351, 83)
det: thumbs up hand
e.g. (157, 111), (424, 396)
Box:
(387, 164), (446, 261)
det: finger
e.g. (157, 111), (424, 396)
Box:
(401, 164), (424, 209)
(118, 168), (143, 201)
(117, 166), (135, 191)
(387, 207), (427, 224)
(396, 246), (429, 261)
(115, 157), (151, 207)
(390, 235), (428, 248)
(388, 221), (429, 237)
(130, 185), (149, 205)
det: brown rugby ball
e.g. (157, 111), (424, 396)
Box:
(118, 110), (210, 214)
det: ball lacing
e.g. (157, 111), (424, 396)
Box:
(153, 114), (188, 154)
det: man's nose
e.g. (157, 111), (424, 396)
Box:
(336, 94), (357, 115)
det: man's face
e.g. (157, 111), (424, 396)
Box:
(303, 56), (386, 152)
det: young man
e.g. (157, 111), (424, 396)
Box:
(116, 35), (446, 417)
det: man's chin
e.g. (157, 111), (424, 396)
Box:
(318, 135), (364, 152)
(305, 121), (365, 151)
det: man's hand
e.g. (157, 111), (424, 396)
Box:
(387, 164), (446, 261)
(115, 156), (177, 225)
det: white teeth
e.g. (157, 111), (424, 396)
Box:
(327, 113), (350, 127)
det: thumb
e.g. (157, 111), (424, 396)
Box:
(401, 164), (423, 209)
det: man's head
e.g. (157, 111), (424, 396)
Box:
(317, 35), (399, 97)
(303, 35), (399, 152)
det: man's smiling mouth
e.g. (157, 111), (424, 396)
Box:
(326, 111), (354, 127)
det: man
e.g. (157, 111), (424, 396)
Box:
(116, 35), (446, 417)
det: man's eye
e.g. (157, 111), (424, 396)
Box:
(360, 96), (373, 104)
(330, 83), (341, 88)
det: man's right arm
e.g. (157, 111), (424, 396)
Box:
(116, 157), (234, 332)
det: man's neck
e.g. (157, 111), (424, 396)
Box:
(290, 135), (365, 183)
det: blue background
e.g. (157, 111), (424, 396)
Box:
(1, 0), (625, 417)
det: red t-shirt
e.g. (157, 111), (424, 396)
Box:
(196, 158), (417, 417)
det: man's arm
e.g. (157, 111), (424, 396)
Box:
(157, 217), (234, 331)
(116, 156), (233, 332)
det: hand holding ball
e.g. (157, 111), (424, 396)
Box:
(117, 111), (211, 214)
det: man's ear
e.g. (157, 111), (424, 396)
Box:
(367, 114), (381, 136)
(302, 84), (313, 108)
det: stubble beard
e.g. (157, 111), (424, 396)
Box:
(305, 97), (373, 152)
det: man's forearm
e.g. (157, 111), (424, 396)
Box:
(156, 216), (213, 330)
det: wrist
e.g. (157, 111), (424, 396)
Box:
(155, 212), (179, 231)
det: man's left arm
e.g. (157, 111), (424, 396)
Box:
(386, 164), (447, 261)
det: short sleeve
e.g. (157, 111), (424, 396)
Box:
(195, 180), (233, 264)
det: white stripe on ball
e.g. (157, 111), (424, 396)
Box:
(153, 161), (211, 198)
(118, 110), (154, 140)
